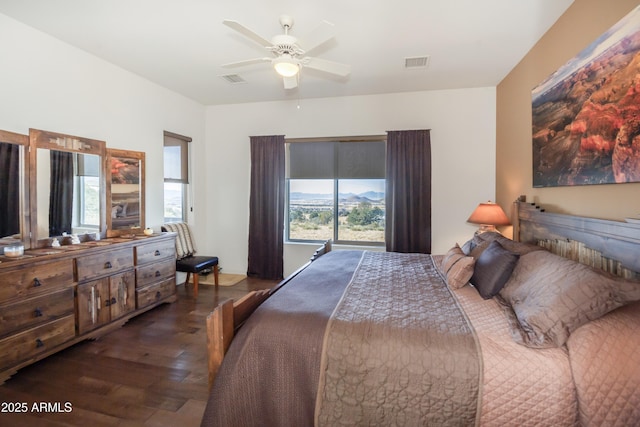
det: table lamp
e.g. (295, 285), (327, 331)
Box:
(467, 201), (511, 234)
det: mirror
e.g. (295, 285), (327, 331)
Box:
(106, 148), (145, 236)
(29, 129), (106, 247)
(0, 130), (30, 249)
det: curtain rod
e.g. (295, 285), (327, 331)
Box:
(285, 135), (386, 143)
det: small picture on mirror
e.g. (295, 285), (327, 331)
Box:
(111, 156), (141, 185)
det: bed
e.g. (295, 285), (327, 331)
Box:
(201, 199), (640, 426)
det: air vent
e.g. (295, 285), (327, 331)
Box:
(220, 74), (247, 84)
(404, 56), (430, 69)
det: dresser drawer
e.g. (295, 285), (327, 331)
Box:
(136, 240), (175, 266)
(136, 278), (176, 309)
(76, 247), (133, 282)
(0, 288), (75, 338)
(0, 259), (74, 303)
(0, 315), (75, 369)
(136, 259), (175, 288)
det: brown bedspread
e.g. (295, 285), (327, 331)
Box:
(315, 251), (481, 426)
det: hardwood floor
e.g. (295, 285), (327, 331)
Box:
(0, 277), (278, 427)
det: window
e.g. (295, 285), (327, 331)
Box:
(163, 131), (191, 223)
(286, 138), (386, 245)
(73, 153), (100, 231)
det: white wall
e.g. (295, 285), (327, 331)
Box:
(0, 13), (205, 232)
(205, 88), (497, 275)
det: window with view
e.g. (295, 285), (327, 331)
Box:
(163, 131), (191, 223)
(286, 139), (386, 245)
(73, 153), (100, 231)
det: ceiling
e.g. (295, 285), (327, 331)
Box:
(0, 0), (574, 106)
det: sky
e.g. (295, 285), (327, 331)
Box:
(289, 179), (385, 195)
(532, 5), (640, 100)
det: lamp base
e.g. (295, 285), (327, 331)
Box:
(475, 224), (499, 235)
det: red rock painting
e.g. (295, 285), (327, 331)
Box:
(532, 6), (640, 187)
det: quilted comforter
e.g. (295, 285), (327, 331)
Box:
(200, 250), (606, 426)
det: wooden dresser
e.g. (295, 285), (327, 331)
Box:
(0, 233), (176, 383)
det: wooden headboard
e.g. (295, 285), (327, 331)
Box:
(513, 197), (640, 278)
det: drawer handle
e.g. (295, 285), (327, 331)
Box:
(154, 250), (161, 256)
(104, 261), (113, 269)
(34, 308), (43, 317)
(105, 298), (111, 307)
(111, 297), (117, 305)
(36, 338), (44, 348)
(155, 270), (161, 277)
(155, 291), (161, 300)
(33, 278), (42, 287)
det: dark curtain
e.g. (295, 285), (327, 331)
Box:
(0, 143), (20, 237)
(49, 150), (74, 236)
(247, 135), (285, 280)
(385, 129), (432, 253)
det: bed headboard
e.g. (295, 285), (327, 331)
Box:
(513, 197), (640, 279)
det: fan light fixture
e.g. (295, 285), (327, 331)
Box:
(273, 55), (299, 77)
(467, 201), (511, 234)
(222, 15), (350, 89)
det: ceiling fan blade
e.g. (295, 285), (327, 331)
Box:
(283, 75), (298, 89)
(298, 21), (335, 54)
(221, 57), (271, 68)
(303, 57), (351, 77)
(223, 20), (272, 48)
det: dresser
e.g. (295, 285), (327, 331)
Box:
(0, 233), (176, 383)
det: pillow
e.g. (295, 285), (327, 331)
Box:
(470, 231), (544, 257)
(498, 250), (640, 348)
(161, 222), (195, 259)
(125, 201), (140, 216)
(469, 239), (491, 259)
(460, 238), (475, 256)
(440, 245), (475, 289)
(470, 240), (519, 299)
(118, 202), (128, 218)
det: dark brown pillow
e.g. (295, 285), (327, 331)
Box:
(470, 240), (519, 299)
(471, 231), (544, 256)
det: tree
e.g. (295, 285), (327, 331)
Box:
(347, 202), (383, 226)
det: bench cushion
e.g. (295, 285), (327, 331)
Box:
(176, 255), (219, 274)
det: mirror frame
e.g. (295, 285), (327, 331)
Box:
(106, 148), (145, 237)
(0, 129), (31, 249)
(29, 128), (107, 248)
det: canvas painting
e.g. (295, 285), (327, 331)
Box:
(532, 6), (640, 187)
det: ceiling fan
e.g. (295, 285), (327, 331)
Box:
(221, 15), (351, 89)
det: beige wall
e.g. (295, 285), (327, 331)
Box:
(496, 0), (640, 231)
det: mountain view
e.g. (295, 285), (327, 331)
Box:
(290, 191), (384, 201)
(289, 182), (385, 243)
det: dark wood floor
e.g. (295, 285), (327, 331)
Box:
(0, 277), (279, 427)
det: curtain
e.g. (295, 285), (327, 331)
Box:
(385, 129), (432, 253)
(247, 135), (286, 280)
(0, 143), (20, 237)
(49, 150), (74, 236)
